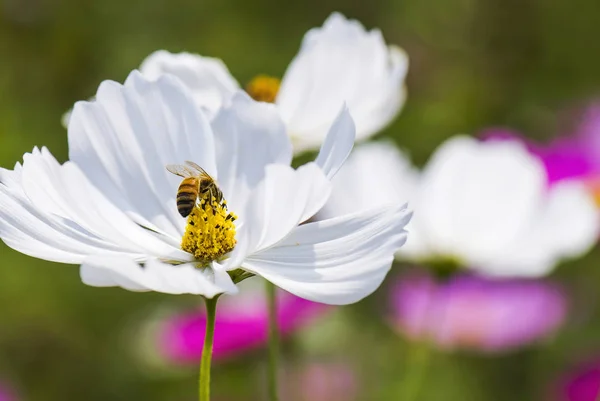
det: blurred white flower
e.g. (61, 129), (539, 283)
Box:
(134, 12), (408, 153)
(1, 71), (411, 305)
(320, 137), (600, 277)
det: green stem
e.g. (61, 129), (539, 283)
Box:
(266, 281), (279, 401)
(402, 340), (432, 401)
(199, 296), (218, 401)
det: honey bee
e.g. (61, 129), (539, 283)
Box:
(166, 161), (224, 218)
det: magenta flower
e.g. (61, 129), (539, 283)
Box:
(158, 285), (328, 363)
(389, 271), (567, 352)
(554, 359), (600, 401)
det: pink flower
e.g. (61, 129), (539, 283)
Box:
(158, 285), (329, 363)
(554, 359), (600, 401)
(389, 270), (567, 352)
(283, 362), (359, 401)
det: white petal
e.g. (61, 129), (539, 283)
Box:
(139, 50), (239, 117)
(477, 180), (600, 277)
(0, 148), (190, 264)
(244, 205), (411, 305)
(319, 141), (418, 218)
(231, 162), (331, 265)
(318, 140), (427, 259)
(212, 92), (292, 212)
(314, 105), (355, 180)
(413, 136), (547, 264)
(277, 12), (407, 151)
(541, 181), (600, 259)
(61, 108), (73, 129)
(68, 70), (217, 238)
(0, 183), (109, 264)
(0, 161), (125, 263)
(80, 256), (237, 297)
(354, 45), (408, 139)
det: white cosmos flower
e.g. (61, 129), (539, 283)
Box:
(136, 12), (408, 153)
(0, 71), (411, 305)
(320, 137), (600, 277)
(139, 52), (239, 118)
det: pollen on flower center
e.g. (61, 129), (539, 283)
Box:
(181, 195), (237, 266)
(245, 75), (281, 103)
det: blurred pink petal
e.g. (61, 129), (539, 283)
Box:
(389, 270), (567, 352)
(571, 103), (600, 168)
(0, 384), (16, 401)
(284, 362), (359, 401)
(158, 288), (328, 363)
(555, 359), (600, 401)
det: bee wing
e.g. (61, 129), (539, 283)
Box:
(184, 161), (214, 180)
(166, 164), (196, 178)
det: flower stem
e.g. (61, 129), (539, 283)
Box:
(199, 296), (218, 401)
(402, 340), (432, 401)
(266, 281), (279, 401)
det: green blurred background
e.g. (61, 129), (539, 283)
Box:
(2, 0), (600, 400)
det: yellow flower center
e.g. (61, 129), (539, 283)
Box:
(181, 196), (237, 266)
(245, 75), (281, 103)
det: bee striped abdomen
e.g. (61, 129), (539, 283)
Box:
(176, 178), (199, 217)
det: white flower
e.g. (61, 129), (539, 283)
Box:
(139, 52), (239, 118)
(136, 12), (408, 153)
(320, 137), (600, 277)
(0, 71), (411, 305)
